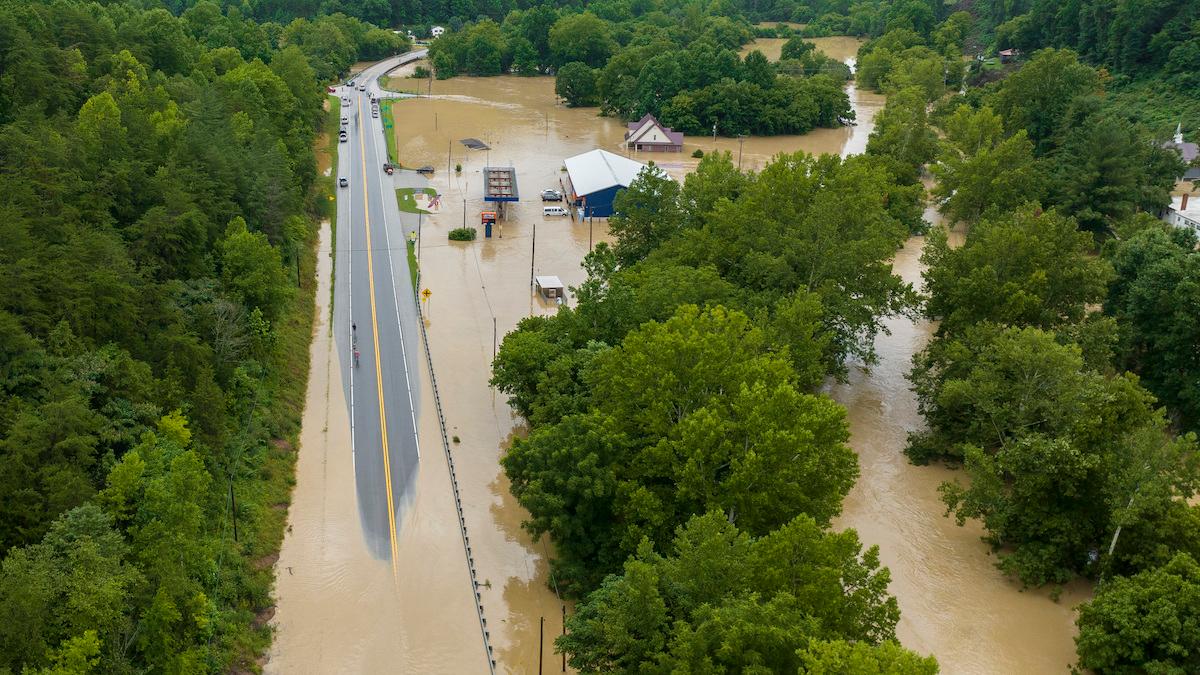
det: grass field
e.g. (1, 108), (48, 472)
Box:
(396, 186), (437, 214)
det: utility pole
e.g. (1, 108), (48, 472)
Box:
(737, 134), (747, 170)
(530, 220), (536, 290)
(417, 212), (422, 261)
(462, 198), (466, 228)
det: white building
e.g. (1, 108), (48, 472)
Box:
(430, 25), (445, 38)
(562, 149), (672, 218)
(1163, 193), (1200, 235)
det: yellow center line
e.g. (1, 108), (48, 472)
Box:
(357, 94), (401, 577)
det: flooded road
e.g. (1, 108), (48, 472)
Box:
(269, 223), (485, 673)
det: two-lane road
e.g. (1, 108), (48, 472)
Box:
(332, 51), (427, 565)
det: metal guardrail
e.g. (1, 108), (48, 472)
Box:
(413, 270), (497, 674)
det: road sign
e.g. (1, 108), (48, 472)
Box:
(421, 288), (432, 301)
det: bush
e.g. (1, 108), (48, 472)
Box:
(449, 227), (477, 241)
(691, 148), (704, 158)
(413, 65), (431, 79)
(455, 162), (462, 173)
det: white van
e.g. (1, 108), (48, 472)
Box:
(543, 205), (569, 217)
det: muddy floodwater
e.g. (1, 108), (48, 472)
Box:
(743, 34), (860, 63)
(271, 36), (1085, 672)
(830, 207), (1090, 673)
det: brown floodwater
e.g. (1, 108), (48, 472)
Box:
(268, 223), (486, 674)
(742, 34), (860, 64)
(269, 40), (1085, 672)
(830, 206), (1091, 673)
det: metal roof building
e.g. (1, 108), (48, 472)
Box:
(563, 149), (670, 218)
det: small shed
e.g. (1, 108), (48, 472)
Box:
(535, 275), (565, 300)
(998, 48), (1019, 63)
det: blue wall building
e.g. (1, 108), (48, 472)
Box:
(563, 149), (670, 218)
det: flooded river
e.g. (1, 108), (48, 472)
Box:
(830, 208), (1090, 673)
(273, 37), (1084, 673)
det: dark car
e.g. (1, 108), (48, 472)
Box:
(541, 188), (563, 201)
(339, 177), (348, 187)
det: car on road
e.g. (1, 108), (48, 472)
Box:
(339, 132), (348, 143)
(339, 177), (348, 187)
(543, 205), (569, 216)
(358, 84), (367, 91)
(348, 80), (355, 87)
(341, 115), (348, 125)
(341, 97), (350, 107)
(541, 188), (563, 201)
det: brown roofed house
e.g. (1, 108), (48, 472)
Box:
(625, 113), (684, 153)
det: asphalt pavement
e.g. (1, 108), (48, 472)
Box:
(332, 51), (428, 564)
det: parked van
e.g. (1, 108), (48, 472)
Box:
(543, 205), (568, 217)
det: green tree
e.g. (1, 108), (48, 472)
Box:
(989, 48), (1100, 153)
(679, 150), (747, 228)
(780, 35), (815, 60)
(1076, 553), (1200, 674)
(865, 86), (938, 181)
(548, 13), (614, 68)
(800, 639), (940, 673)
(1104, 226), (1200, 431)
(667, 152), (914, 376)
(920, 206), (1112, 337)
(504, 305), (857, 591)
(931, 106), (1045, 224)
(554, 62), (598, 107)
(559, 512), (908, 671)
(608, 165), (683, 267)
(1049, 112), (1183, 235)
(741, 49), (776, 89)
(220, 217), (291, 321)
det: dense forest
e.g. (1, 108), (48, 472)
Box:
(491, 1), (1200, 673)
(0, 1), (404, 672)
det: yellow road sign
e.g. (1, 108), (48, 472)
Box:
(421, 288), (432, 301)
